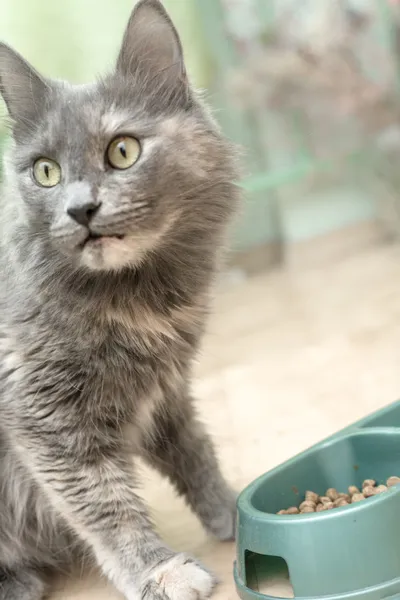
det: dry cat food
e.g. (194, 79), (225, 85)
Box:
(277, 476), (400, 515)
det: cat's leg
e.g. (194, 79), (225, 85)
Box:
(0, 441), (79, 597)
(10, 429), (216, 600)
(0, 567), (47, 600)
(141, 396), (237, 542)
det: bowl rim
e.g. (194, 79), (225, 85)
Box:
(238, 426), (400, 521)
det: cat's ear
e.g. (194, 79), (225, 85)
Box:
(116, 0), (187, 91)
(0, 43), (50, 129)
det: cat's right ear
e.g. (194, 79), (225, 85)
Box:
(0, 43), (50, 132)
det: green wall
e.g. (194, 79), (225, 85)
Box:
(0, 0), (208, 85)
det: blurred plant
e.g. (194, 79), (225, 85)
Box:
(217, 0), (400, 238)
(228, 0), (400, 134)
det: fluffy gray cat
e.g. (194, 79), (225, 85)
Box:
(0, 1), (240, 599)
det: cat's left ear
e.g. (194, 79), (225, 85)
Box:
(116, 0), (188, 95)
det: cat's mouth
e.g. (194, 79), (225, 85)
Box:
(81, 232), (125, 248)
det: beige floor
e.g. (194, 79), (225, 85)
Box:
(50, 242), (400, 599)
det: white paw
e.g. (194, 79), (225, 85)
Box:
(141, 553), (216, 600)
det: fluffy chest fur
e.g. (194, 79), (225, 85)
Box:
(0, 291), (206, 451)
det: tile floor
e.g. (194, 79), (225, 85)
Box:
(51, 242), (400, 599)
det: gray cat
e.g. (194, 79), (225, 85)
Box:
(0, 1), (240, 599)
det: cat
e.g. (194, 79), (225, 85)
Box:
(0, 1), (240, 599)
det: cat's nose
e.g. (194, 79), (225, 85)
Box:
(67, 201), (101, 227)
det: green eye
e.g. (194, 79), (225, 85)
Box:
(33, 158), (61, 187)
(107, 136), (141, 170)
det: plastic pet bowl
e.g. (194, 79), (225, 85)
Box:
(234, 401), (400, 600)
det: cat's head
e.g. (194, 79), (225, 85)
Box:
(0, 0), (237, 273)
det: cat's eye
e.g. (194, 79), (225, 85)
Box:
(33, 158), (61, 188)
(107, 136), (141, 170)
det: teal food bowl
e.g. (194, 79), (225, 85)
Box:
(234, 401), (400, 600)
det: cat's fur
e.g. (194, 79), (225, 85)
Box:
(0, 1), (240, 599)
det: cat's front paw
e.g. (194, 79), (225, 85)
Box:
(202, 489), (237, 542)
(141, 553), (216, 600)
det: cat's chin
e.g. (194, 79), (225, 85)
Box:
(78, 234), (153, 272)
(76, 214), (176, 272)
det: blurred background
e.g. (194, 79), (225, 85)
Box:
(3, 2), (400, 599)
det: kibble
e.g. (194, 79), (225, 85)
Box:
(351, 493), (365, 503)
(362, 486), (376, 498)
(338, 492), (351, 502)
(299, 500), (316, 511)
(387, 476), (400, 487)
(334, 498), (349, 508)
(286, 506), (300, 515)
(326, 488), (339, 501)
(277, 475), (400, 515)
(362, 479), (376, 488)
(305, 491), (319, 503)
(319, 496), (332, 505)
